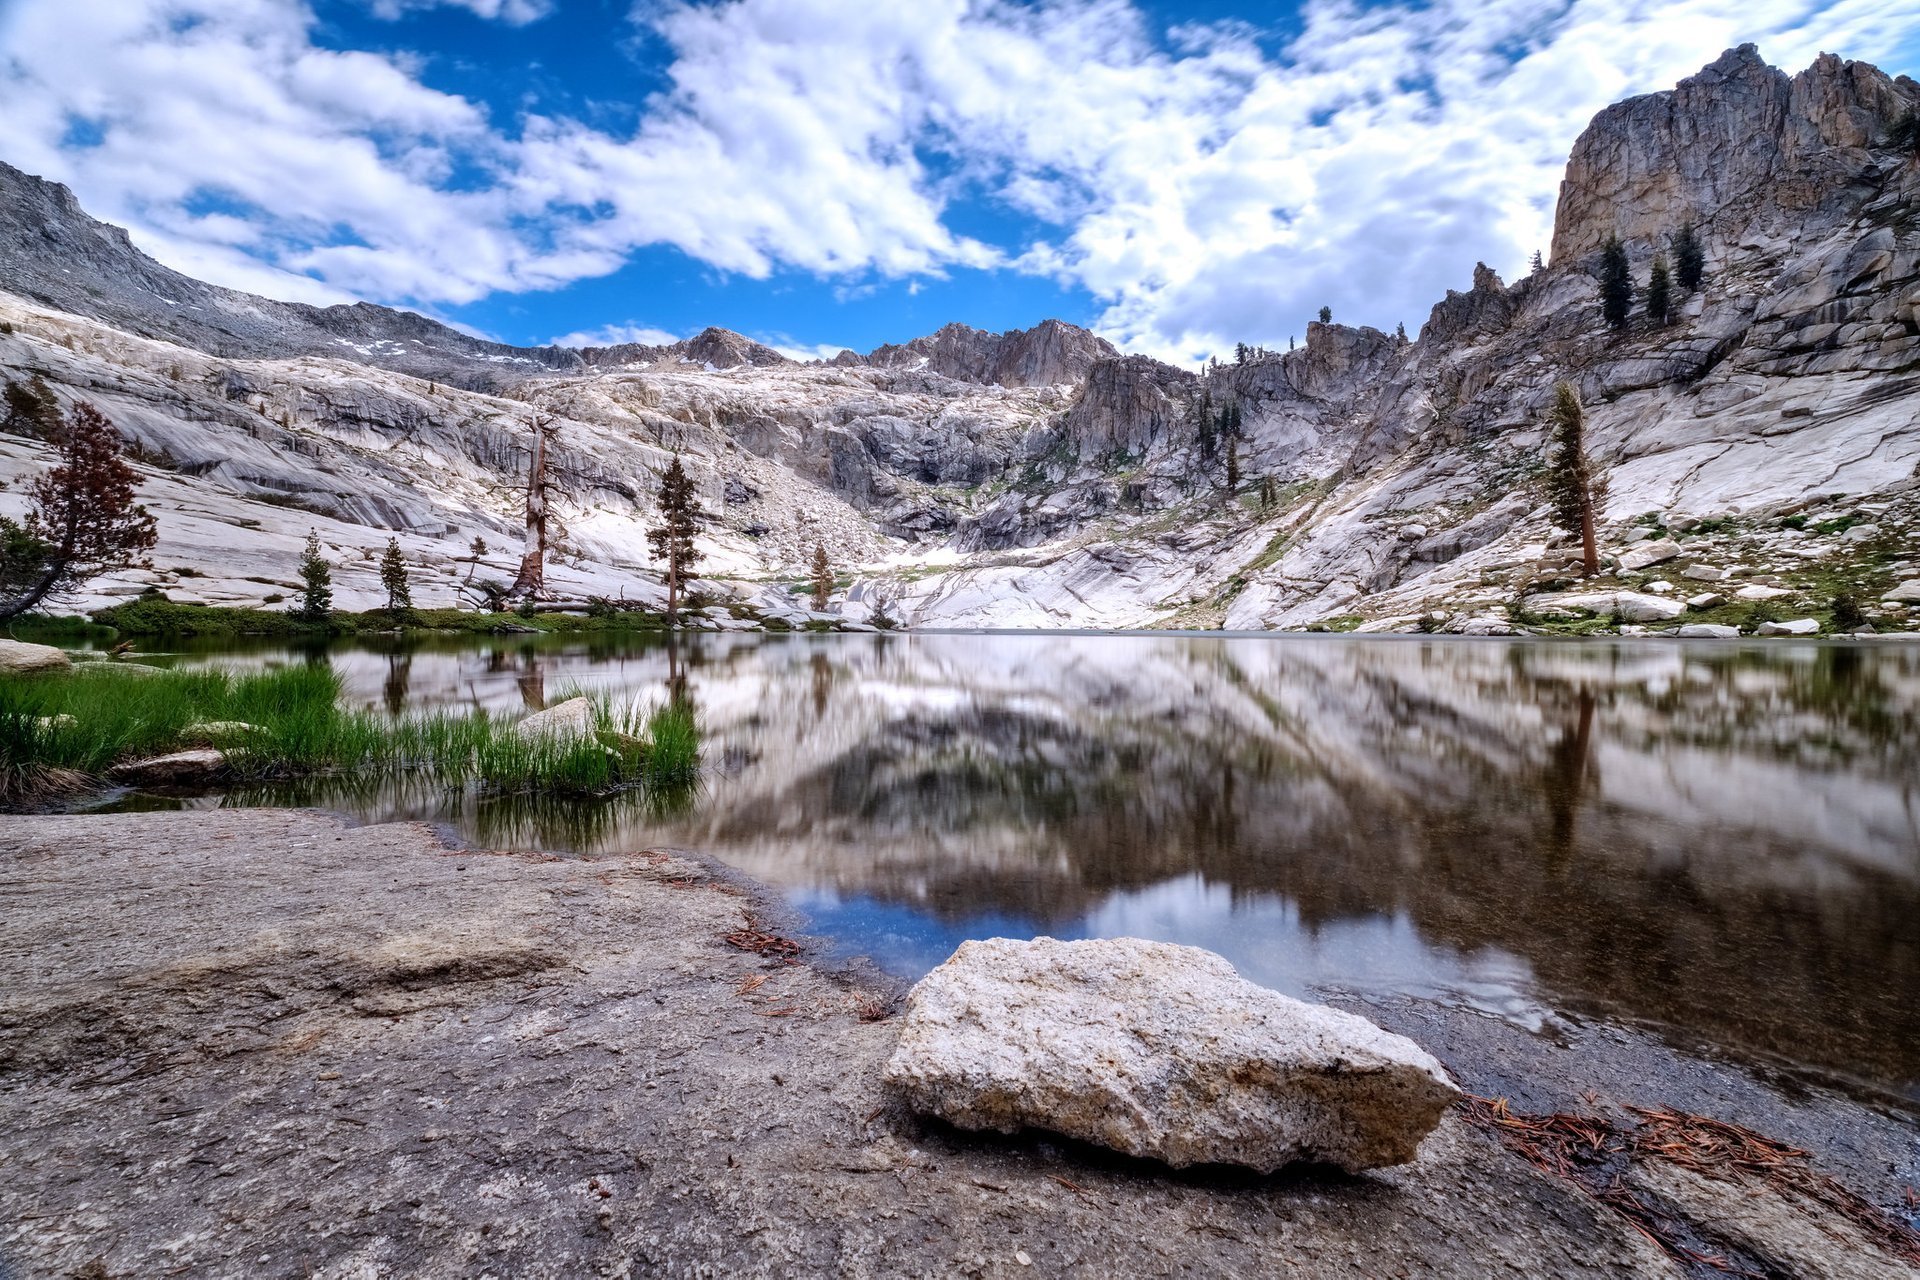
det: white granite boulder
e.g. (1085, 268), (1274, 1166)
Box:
(108, 749), (230, 787)
(513, 696), (597, 741)
(883, 937), (1459, 1174)
(1526, 590), (1685, 622)
(0, 639), (71, 674)
(1619, 539), (1682, 571)
(1677, 624), (1741, 638)
(1757, 619), (1820, 636)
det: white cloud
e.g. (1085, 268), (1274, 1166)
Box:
(1, 0), (1915, 361)
(760, 338), (854, 363)
(547, 322), (680, 348)
(365, 0), (555, 24)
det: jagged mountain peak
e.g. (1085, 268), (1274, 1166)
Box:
(853, 317), (1119, 387)
(1551, 45), (1919, 264)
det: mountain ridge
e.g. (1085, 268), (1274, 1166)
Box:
(2, 47), (1917, 633)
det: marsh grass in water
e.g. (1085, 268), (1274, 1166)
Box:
(1, 665), (700, 801)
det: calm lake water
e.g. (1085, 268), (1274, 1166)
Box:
(105, 631), (1920, 1102)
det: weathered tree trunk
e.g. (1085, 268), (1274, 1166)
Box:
(1579, 496), (1599, 577)
(506, 416), (550, 600)
(0, 560), (65, 622)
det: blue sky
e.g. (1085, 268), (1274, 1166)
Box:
(2, 0), (1917, 363)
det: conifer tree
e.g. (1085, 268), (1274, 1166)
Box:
(1259, 474), (1277, 512)
(1530, 249), (1545, 274)
(1225, 436), (1241, 495)
(1673, 222), (1705, 292)
(1647, 253), (1671, 324)
(1544, 383), (1608, 577)
(1317, 306), (1332, 324)
(464, 535), (488, 585)
(2, 375), (60, 438)
(0, 401), (156, 621)
(379, 536), (413, 612)
(1599, 236), (1632, 328)
(648, 453), (707, 627)
(1197, 388), (1217, 458)
(1395, 321), (1408, 345)
(809, 543), (833, 612)
(296, 530), (333, 622)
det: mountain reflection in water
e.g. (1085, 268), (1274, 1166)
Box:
(161, 632), (1920, 1100)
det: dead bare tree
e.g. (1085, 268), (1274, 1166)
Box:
(504, 411), (561, 602)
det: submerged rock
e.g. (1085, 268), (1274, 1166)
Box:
(884, 936), (1459, 1173)
(0, 640), (70, 674)
(513, 696), (596, 741)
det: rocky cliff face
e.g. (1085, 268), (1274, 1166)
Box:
(853, 319), (1119, 387)
(2, 49), (1917, 633)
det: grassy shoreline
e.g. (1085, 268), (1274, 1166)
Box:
(0, 664), (699, 803)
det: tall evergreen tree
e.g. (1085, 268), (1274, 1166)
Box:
(1197, 388), (1217, 459)
(1673, 222), (1705, 292)
(1529, 249), (1545, 274)
(809, 543), (833, 612)
(464, 535), (488, 585)
(1544, 383), (1608, 577)
(1646, 253), (1672, 324)
(1225, 437), (1241, 495)
(296, 530), (333, 621)
(1317, 305), (1332, 324)
(379, 536), (413, 611)
(1599, 236), (1633, 329)
(648, 454), (707, 627)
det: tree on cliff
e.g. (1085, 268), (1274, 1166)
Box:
(1544, 383), (1608, 577)
(505, 411), (560, 601)
(648, 454), (706, 627)
(1225, 437), (1242, 496)
(379, 537), (413, 612)
(809, 543), (833, 612)
(1196, 388), (1217, 459)
(0, 401), (156, 621)
(296, 530), (332, 621)
(463, 536), (488, 585)
(1673, 223), (1705, 292)
(1599, 237), (1633, 328)
(2, 375), (60, 438)
(1529, 249), (1545, 274)
(1317, 306), (1332, 324)
(1647, 254), (1672, 324)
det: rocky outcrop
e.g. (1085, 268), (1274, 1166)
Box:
(1551, 45), (1918, 263)
(1061, 354), (1195, 454)
(884, 936), (1459, 1173)
(860, 319), (1118, 387)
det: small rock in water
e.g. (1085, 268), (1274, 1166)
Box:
(513, 696), (596, 741)
(108, 749), (230, 787)
(883, 936), (1459, 1173)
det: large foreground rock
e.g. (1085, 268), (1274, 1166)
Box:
(884, 936), (1460, 1173)
(107, 748), (229, 786)
(0, 639), (70, 674)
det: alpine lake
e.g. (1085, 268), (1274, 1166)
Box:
(75, 629), (1920, 1108)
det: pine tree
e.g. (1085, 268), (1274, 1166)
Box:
(1530, 249), (1545, 274)
(1197, 388), (1217, 459)
(2, 375), (60, 438)
(296, 530), (333, 621)
(1647, 253), (1671, 324)
(0, 401), (156, 621)
(379, 536), (413, 612)
(464, 535), (488, 585)
(1544, 383), (1608, 577)
(1395, 321), (1408, 345)
(1599, 236), (1633, 329)
(1673, 222), (1705, 292)
(1234, 342), (1248, 364)
(1317, 306), (1333, 324)
(1225, 436), (1241, 496)
(648, 453), (707, 627)
(1259, 474), (1278, 512)
(809, 543), (833, 612)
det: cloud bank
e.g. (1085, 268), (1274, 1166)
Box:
(1, 0), (1915, 360)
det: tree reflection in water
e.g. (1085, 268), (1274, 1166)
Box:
(171, 632), (1918, 1101)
